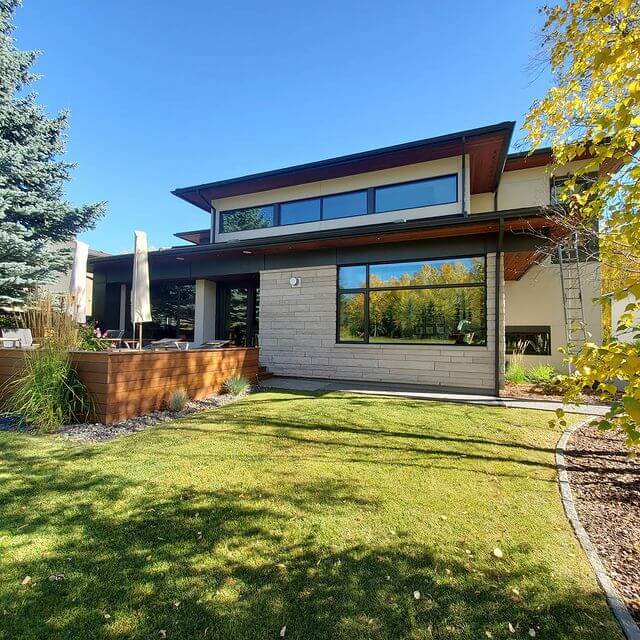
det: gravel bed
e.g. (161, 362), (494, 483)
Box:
(565, 423), (640, 623)
(0, 391), (253, 443)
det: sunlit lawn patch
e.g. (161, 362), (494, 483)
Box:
(0, 391), (622, 639)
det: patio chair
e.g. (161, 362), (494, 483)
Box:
(194, 340), (231, 349)
(0, 328), (33, 348)
(147, 338), (190, 351)
(101, 329), (125, 348)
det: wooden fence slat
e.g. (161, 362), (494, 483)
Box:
(0, 347), (260, 424)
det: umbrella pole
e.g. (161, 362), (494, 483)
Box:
(138, 323), (143, 350)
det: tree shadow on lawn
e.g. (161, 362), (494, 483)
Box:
(0, 436), (622, 640)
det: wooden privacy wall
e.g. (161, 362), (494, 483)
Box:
(0, 347), (259, 424)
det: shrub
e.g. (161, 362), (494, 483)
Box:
(169, 388), (189, 412)
(526, 364), (556, 384)
(7, 343), (93, 432)
(223, 374), (251, 396)
(505, 362), (527, 384)
(77, 323), (109, 351)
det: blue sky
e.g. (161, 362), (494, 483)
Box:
(14, 0), (549, 255)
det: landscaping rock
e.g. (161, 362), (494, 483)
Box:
(57, 392), (247, 443)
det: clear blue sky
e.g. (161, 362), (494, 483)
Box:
(14, 0), (549, 255)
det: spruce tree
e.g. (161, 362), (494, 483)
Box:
(0, 0), (105, 305)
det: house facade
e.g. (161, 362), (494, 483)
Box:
(89, 121), (602, 394)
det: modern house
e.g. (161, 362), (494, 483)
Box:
(89, 121), (603, 394)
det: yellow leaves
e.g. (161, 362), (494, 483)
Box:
(623, 398), (640, 423)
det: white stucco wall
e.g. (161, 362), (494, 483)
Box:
(258, 253), (503, 393)
(504, 258), (602, 369)
(612, 294), (639, 344)
(213, 156), (470, 243)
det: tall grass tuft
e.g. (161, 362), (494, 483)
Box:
(7, 343), (93, 432)
(6, 294), (93, 432)
(505, 339), (528, 384)
(19, 293), (80, 350)
(223, 374), (251, 396)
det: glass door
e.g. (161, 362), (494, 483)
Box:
(217, 284), (259, 346)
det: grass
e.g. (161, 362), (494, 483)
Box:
(0, 392), (622, 640)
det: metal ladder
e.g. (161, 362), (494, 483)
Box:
(558, 233), (587, 360)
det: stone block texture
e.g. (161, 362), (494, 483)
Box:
(259, 253), (503, 392)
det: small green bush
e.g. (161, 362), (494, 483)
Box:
(505, 362), (527, 384)
(7, 344), (93, 432)
(77, 323), (109, 351)
(526, 364), (556, 384)
(169, 388), (189, 412)
(223, 374), (251, 396)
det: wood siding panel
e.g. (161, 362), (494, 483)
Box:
(0, 347), (259, 424)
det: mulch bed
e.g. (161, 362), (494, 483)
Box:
(501, 382), (610, 404)
(565, 423), (640, 624)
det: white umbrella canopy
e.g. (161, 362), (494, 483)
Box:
(131, 230), (151, 348)
(68, 240), (89, 323)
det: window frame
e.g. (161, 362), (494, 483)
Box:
(219, 205), (276, 234)
(218, 173), (459, 234)
(336, 254), (488, 347)
(373, 173), (459, 214)
(505, 325), (552, 356)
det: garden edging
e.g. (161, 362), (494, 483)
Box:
(556, 420), (640, 640)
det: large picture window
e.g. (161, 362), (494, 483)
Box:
(337, 257), (486, 345)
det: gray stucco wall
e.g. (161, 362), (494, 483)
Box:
(259, 253), (503, 392)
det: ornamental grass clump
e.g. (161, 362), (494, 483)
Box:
(169, 388), (189, 412)
(7, 343), (93, 432)
(6, 294), (93, 432)
(223, 374), (251, 397)
(505, 340), (528, 384)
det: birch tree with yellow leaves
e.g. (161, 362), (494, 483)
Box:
(525, 0), (640, 443)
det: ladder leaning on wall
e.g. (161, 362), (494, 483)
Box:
(558, 232), (588, 362)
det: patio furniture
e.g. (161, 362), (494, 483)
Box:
(101, 329), (125, 348)
(146, 338), (189, 351)
(195, 340), (231, 349)
(0, 329), (34, 348)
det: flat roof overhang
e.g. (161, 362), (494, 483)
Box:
(171, 121), (515, 213)
(174, 229), (210, 245)
(90, 207), (560, 272)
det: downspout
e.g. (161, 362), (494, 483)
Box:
(210, 206), (216, 244)
(461, 136), (467, 215)
(494, 217), (505, 396)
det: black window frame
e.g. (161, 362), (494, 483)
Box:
(217, 173), (459, 234)
(373, 173), (458, 214)
(219, 205), (276, 234)
(336, 254), (487, 347)
(505, 326), (552, 356)
(279, 195), (322, 226)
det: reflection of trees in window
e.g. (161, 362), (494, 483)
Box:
(221, 207), (274, 233)
(150, 281), (195, 340)
(338, 258), (486, 345)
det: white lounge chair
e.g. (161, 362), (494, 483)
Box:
(0, 329), (33, 348)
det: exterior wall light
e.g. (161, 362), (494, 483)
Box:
(289, 276), (301, 288)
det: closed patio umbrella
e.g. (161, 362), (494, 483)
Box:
(131, 230), (152, 349)
(68, 240), (89, 323)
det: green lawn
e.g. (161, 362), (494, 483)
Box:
(0, 391), (622, 640)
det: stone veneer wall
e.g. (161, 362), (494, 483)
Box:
(259, 253), (504, 392)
